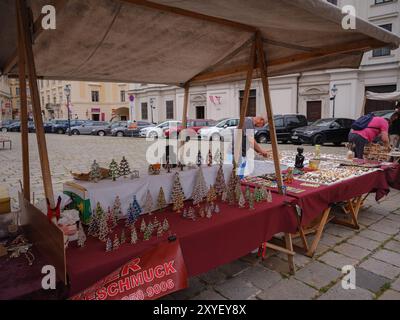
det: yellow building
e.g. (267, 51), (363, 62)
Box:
(0, 76), (12, 121)
(8, 78), (32, 120)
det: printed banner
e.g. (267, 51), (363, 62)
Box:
(71, 240), (188, 300)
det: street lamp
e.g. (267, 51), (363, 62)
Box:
(64, 84), (71, 136)
(330, 84), (338, 118)
(150, 98), (156, 124)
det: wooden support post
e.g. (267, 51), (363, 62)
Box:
(16, 6), (30, 202)
(234, 39), (256, 165)
(255, 32), (283, 191)
(17, 0), (54, 206)
(182, 84), (190, 130)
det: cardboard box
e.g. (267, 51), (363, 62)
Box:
(0, 186), (11, 214)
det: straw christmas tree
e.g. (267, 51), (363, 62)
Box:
(214, 165), (226, 196)
(119, 156), (131, 178)
(207, 185), (217, 204)
(140, 218), (147, 233)
(126, 195), (142, 226)
(88, 202), (104, 237)
(157, 225), (164, 238)
(109, 159), (119, 181)
(207, 150), (213, 167)
(112, 196), (123, 220)
(249, 191), (255, 210)
(221, 190), (228, 202)
(98, 211), (109, 242)
(254, 187), (263, 203)
(113, 234), (120, 250)
(227, 168), (238, 205)
(120, 228), (126, 244)
(143, 225), (152, 241)
(235, 180), (242, 202)
(143, 190), (153, 215)
(238, 191), (246, 208)
(156, 187), (167, 211)
(130, 226), (138, 244)
(89, 160), (101, 183)
(192, 167), (208, 206)
(162, 218), (169, 232)
(106, 207), (117, 230)
(171, 172), (185, 212)
(153, 216), (160, 230)
(245, 186), (251, 201)
(77, 222), (87, 247)
(105, 238), (112, 252)
(147, 222), (154, 235)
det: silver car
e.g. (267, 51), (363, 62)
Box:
(68, 121), (109, 135)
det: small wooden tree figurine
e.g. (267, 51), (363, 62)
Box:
(113, 234), (120, 250)
(105, 238), (112, 252)
(140, 218), (147, 233)
(120, 228), (126, 245)
(112, 196), (123, 220)
(143, 190), (153, 215)
(238, 191), (246, 208)
(89, 160), (101, 183)
(98, 211), (109, 242)
(207, 150), (213, 167)
(126, 195), (142, 226)
(88, 202), (104, 237)
(214, 165), (226, 196)
(162, 218), (170, 232)
(207, 185), (217, 204)
(171, 172), (185, 213)
(156, 187), (167, 211)
(119, 156), (131, 178)
(109, 159), (119, 181)
(130, 226), (138, 244)
(192, 167), (208, 206)
(77, 222), (87, 247)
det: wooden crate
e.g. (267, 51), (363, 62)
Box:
(0, 185), (11, 214)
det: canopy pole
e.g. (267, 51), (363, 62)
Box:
(234, 38), (257, 166)
(255, 32), (284, 192)
(17, 0), (54, 206)
(178, 84), (190, 163)
(16, 4), (30, 202)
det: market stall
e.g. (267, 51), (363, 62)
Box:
(1, 0), (399, 299)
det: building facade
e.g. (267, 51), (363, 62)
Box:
(0, 76), (13, 121)
(128, 0), (400, 123)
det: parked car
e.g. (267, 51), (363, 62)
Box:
(111, 121), (154, 137)
(291, 118), (355, 146)
(140, 121), (182, 139)
(164, 119), (216, 140)
(6, 121), (21, 132)
(67, 121), (109, 135)
(255, 114), (308, 144)
(198, 118), (239, 141)
(51, 119), (86, 134)
(0, 119), (19, 132)
(91, 121), (127, 136)
(372, 110), (395, 121)
(26, 121), (54, 133)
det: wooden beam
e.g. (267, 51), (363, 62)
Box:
(17, 0), (54, 206)
(122, 0), (256, 33)
(16, 4), (30, 202)
(255, 31), (284, 192)
(234, 39), (256, 165)
(182, 84), (190, 130)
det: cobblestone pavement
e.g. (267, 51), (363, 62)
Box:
(1, 132), (400, 300)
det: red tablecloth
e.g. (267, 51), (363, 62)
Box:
(382, 164), (400, 190)
(66, 194), (297, 296)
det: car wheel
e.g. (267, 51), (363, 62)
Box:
(116, 131), (124, 137)
(258, 133), (268, 144)
(1, 128), (7, 133)
(72, 130), (80, 135)
(97, 130), (105, 137)
(148, 131), (158, 139)
(57, 128), (64, 134)
(312, 134), (325, 146)
(210, 133), (221, 141)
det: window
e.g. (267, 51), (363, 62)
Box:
(327, 0), (337, 5)
(53, 96), (57, 105)
(120, 90), (125, 102)
(166, 100), (174, 119)
(275, 118), (284, 127)
(373, 24), (392, 57)
(91, 91), (99, 102)
(375, 0), (393, 4)
(15, 87), (20, 96)
(141, 102), (148, 120)
(286, 116), (300, 126)
(239, 89), (257, 117)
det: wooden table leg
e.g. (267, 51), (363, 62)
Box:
(284, 233), (295, 275)
(332, 196), (362, 230)
(306, 208), (331, 257)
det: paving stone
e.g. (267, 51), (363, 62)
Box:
(361, 208), (387, 219)
(359, 258), (400, 280)
(347, 235), (381, 251)
(378, 289), (400, 300)
(240, 252), (261, 265)
(314, 243), (331, 257)
(369, 221), (399, 235)
(214, 277), (260, 300)
(217, 260), (250, 277)
(358, 216), (378, 227)
(391, 277), (400, 292)
(375, 200), (400, 212)
(358, 229), (391, 242)
(386, 214), (400, 223)
(320, 233), (342, 246)
(317, 282), (373, 300)
(372, 249), (400, 268)
(171, 277), (206, 300)
(318, 251), (358, 270)
(279, 251), (312, 268)
(325, 225), (356, 238)
(354, 268), (391, 293)
(191, 290), (227, 300)
(262, 256), (293, 274)
(294, 261), (341, 289)
(384, 240), (400, 253)
(335, 243), (371, 260)
(198, 268), (227, 285)
(238, 266), (282, 291)
(257, 278), (317, 300)
(395, 234), (400, 242)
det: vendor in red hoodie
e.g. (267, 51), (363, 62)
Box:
(349, 116), (389, 159)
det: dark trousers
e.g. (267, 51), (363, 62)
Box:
(348, 133), (369, 159)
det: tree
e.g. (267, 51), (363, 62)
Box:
(98, 210), (109, 242)
(140, 218), (147, 233)
(171, 172), (185, 212)
(214, 165), (226, 196)
(192, 167), (208, 206)
(157, 225), (164, 238)
(127, 195), (142, 226)
(109, 159), (119, 181)
(143, 225), (152, 241)
(88, 202), (104, 237)
(207, 185), (217, 204)
(162, 218), (170, 232)
(235, 180), (242, 203)
(245, 186), (251, 202)
(227, 168), (238, 205)
(143, 190), (153, 215)
(89, 160), (101, 183)
(112, 196), (122, 220)
(113, 234), (120, 250)
(77, 222), (87, 247)
(156, 187), (167, 211)
(120, 228), (126, 244)
(254, 187), (263, 203)
(130, 227), (138, 244)
(119, 156), (131, 177)
(106, 207), (117, 230)
(238, 191), (246, 208)
(248, 191), (255, 210)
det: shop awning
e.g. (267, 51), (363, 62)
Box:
(1, 0), (399, 85)
(366, 91), (400, 102)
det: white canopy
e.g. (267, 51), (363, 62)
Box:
(366, 91), (400, 102)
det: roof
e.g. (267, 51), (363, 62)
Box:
(1, 0), (399, 85)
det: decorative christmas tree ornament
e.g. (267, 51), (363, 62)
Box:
(119, 156), (131, 178)
(171, 172), (185, 213)
(197, 150), (202, 167)
(192, 167), (208, 206)
(112, 196), (123, 220)
(214, 151), (221, 165)
(214, 165), (226, 196)
(89, 160), (101, 183)
(156, 187), (167, 211)
(140, 219), (147, 233)
(147, 222), (154, 235)
(267, 190), (273, 203)
(126, 204), (134, 226)
(206, 206), (212, 219)
(130, 170), (140, 180)
(199, 207), (205, 218)
(227, 168), (238, 205)
(207, 185), (217, 204)
(109, 159), (119, 181)
(153, 217), (160, 230)
(182, 208), (188, 218)
(188, 207), (196, 220)
(98, 210), (109, 242)
(130, 226), (138, 244)
(130, 195), (142, 222)
(254, 187), (263, 203)
(238, 192), (246, 208)
(235, 180), (242, 202)
(249, 191), (255, 210)
(120, 228), (126, 245)
(143, 190), (153, 215)
(143, 225), (152, 241)
(77, 222), (87, 247)
(88, 202), (104, 237)
(261, 187), (268, 201)
(106, 207), (116, 230)
(163, 218), (170, 232)
(245, 186), (251, 201)
(214, 204), (220, 214)
(157, 225), (164, 238)
(221, 190), (228, 203)
(113, 234), (120, 250)
(207, 150), (213, 167)
(106, 238), (112, 252)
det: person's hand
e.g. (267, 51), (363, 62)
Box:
(259, 149), (269, 158)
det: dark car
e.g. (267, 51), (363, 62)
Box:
(255, 114), (308, 144)
(7, 121), (21, 132)
(291, 118), (355, 146)
(91, 121), (127, 136)
(111, 121), (154, 137)
(52, 119), (87, 134)
(0, 119), (19, 132)
(27, 121), (54, 133)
